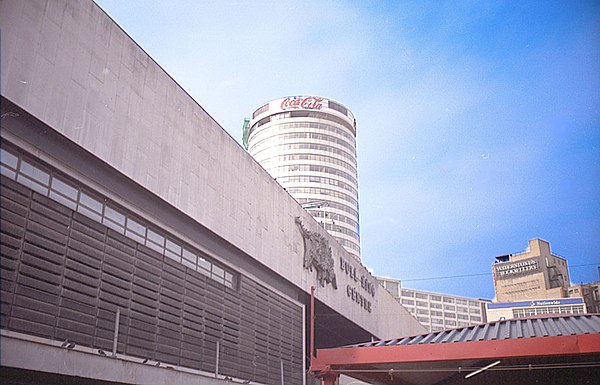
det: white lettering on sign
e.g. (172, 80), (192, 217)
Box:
(531, 300), (560, 306)
(495, 258), (539, 278)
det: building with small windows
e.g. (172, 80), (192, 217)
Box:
(377, 277), (490, 331)
(493, 238), (570, 302)
(0, 1), (424, 384)
(568, 282), (600, 314)
(244, 96), (361, 261)
(486, 298), (586, 322)
(488, 238), (598, 322)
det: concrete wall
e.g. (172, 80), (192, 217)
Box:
(1, 332), (237, 385)
(0, 174), (303, 383)
(0, 0), (423, 339)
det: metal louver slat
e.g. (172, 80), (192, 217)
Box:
(456, 326), (471, 342)
(515, 319), (523, 339)
(536, 318), (550, 337)
(466, 326), (479, 342)
(545, 317), (562, 336)
(577, 314), (600, 333)
(478, 323), (491, 341)
(490, 322), (500, 340)
(409, 335), (425, 345)
(525, 318), (535, 338)
(556, 316), (577, 335)
(440, 329), (458, 344)
(430, 331), (448, 344)
(419, 333), (438, 344)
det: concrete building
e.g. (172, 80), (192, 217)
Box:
(0, 1), (425, 384)
(493, 238), (570, 302)
(245, 97), (361, 261)
(378, 277), (489, 331)
(489, 238), (599, 322)
(568, 282), (600, 314)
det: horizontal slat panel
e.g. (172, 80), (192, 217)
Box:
(1, 166), (303, 385)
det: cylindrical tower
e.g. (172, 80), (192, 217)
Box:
(245, 96), (361, 260)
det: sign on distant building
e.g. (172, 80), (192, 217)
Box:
(280, 96), (324, 111)
(494, 257), (540, 279)
(486, 297), (585, 322)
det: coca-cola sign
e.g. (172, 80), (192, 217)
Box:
(280, 96), (324, 111)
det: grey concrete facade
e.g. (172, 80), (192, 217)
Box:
(1, 331), (236, 385)
(0, 158), (303, 383)
(1, 0), (424, 383)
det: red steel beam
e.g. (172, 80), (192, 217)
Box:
(311, 333), (600, 373)
(310, 286), (315, 360)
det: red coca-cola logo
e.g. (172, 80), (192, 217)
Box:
(280, 96), (324, 111)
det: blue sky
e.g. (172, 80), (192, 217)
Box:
(95, 0), (600, 300)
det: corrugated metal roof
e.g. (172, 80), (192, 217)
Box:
(352, 314), (600, 348)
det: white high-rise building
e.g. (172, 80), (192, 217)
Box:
(244, 96), (360, 260)
(377, 277), (490, 332)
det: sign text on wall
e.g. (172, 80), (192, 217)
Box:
(495, 258), (539, 279)
(340, 257), (375, 313)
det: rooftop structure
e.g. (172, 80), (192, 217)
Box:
(493, 238), (570, 302)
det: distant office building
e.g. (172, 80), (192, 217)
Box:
(486, 298), (586, 322)
(490, 238), (599, 321)
(568, 282), (600, 314)
(378, 277), (489, 331)
(244, 96), (361, 260)
(493, 238), (570, 302)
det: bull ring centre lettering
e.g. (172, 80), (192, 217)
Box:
(340, 257), (375, 313)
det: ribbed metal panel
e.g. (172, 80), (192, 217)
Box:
(352, 314), (600, 348)
(0, 175), (305, 385)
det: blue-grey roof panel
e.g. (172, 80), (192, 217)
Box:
(351, 314), (600, 348)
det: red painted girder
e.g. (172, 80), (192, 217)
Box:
(311, 334), (600, 373)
